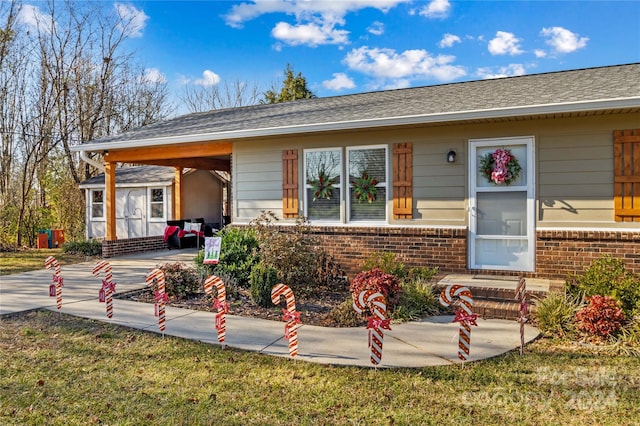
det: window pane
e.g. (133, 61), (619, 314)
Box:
(305, 150), (341, 221)
(350, 187), (386, 220)
(92, 190), (103, 203)
(152, 188), (164, 202)
(349, 147), (386, 221)
(476, 192), (527, 236)
(349, 148), (385, 183)
(151, 203), (163, 218)
(92, 204), (103, 218)
(307, 188), (341, 220)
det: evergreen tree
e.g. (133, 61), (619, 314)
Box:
(262, 64), (316, 104)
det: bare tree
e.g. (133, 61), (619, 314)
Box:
(180, 78), (262, 113)
(0, 0), (171, 246)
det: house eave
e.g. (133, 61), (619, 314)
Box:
(72, 97), (640, 152)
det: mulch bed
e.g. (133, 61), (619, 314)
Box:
(119, 287), (353, 327)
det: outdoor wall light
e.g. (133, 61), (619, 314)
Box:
(447, 150), (456, 163)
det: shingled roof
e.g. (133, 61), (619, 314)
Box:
(76, 63), (640, 151)
(78, 165), (175, 188)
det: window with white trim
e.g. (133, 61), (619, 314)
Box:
(303, 145), (387, 223)
(304, 149), (342, 221)
(348, 146), (387, 221)
(91, 190), (104, 218)
(149, 187), (165, 219)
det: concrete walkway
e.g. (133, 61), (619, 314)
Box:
(0, 249), (539, 368)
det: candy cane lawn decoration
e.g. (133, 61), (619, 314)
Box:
(271, 284), (301, 357)
(45, 256), (63, 310)
(515, 277), (529, 355)
(439, 284), (477, 363)
(93, 260), (117, 318)
(352, 290), (391, 366)
(204, 275), (229, 346)
(146, 268), (167, 334)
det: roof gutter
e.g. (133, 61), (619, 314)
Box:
(71, 97), (640, 152)
(79, 150), (105, 172)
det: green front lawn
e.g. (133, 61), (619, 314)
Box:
(0, 248), (90, 276)
(1, 310), (638, 425)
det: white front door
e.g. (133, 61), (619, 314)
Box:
(124, 189), (145, 238)
(469, 137), (535, 272)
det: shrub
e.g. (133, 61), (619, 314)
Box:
(362, 251), (406, 279)
(576, 295), (626, 338)
(567, 255), (640, 317)
(349, 268), (401, 310)
(195, 227), (260, 288)
(323, 297), (367, 327)
(62, 239), (102, 256)
(392, 279), (441, 322)
(250, 263), (279, 308)
(533, 291), (581, 338)
(156, 262), (201, 299)
(250, 211), (343, 297)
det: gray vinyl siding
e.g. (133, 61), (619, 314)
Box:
(231, 112), (640, 228)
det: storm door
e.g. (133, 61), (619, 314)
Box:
(469, 137), (535, 271)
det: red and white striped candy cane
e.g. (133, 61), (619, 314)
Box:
(93, 260), (116, 318)
(45, 256), (63, 310)
(514, 277), (529, 356)
(146, 268), (166, 333)
(439, 284), (476, 362)
(271, 284), (301, 357)
(204, 275), (229, 345)
(352, 290), (390, 366)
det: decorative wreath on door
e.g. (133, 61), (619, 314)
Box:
(479, 148), (522, 185)
(352, 171), (378, 203)
(308, 170), (336, 201)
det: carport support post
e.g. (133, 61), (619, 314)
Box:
(174, 167), (183, 220)
(105, 161), (117, 240)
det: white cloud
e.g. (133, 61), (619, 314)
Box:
(368, 21), (384, 36)
(534, 49), (547, 58)
(322, 73), (356, 91)
(271, 21), (349, 46)
(343, 46), (466, 83)
(223, 1), (408, 46)
(17, 4), (53, 33)
(439, 33), (461, 48)
(194, 70), (221, 87)
(488, 31), (523, 55)
(139, 68), (167, 84)
(476, 64), (527, 79)
(114, 3), (149, 38)
(419, 0), (451, 19)
(541, 26), (588, 54)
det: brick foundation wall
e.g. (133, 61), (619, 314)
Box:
(101, 236), (168, 258)
(310, 226), (468, 276)
(536, 230), (640, 279)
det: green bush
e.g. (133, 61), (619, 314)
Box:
(195, 227), (260, 288)
(61, 239), (102, 256)
(323, 297), (367, 327)
(156, 262), (201, 299)
(567, 255), (640, 317)
(250, 263), (279, 308)
(362, 251), (406, 279)
(533, 291), (581, 338)
(392, 279), (441, 322)
(250, 211), (343, 297)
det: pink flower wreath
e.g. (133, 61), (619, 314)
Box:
(479, 148), (522, 185)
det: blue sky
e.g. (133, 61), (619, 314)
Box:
(20, 1), (640, 106)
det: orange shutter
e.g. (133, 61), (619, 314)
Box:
(393, 143), (413, 219)
(282, 149), (299, 218)
(614, 129), (640, 222)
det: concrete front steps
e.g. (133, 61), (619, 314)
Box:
(436, 274), (565, 320)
